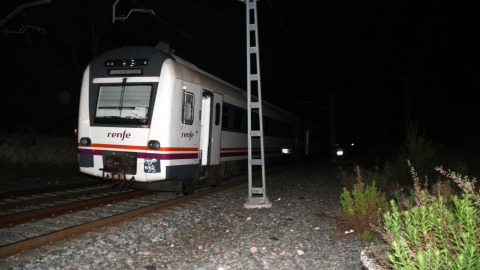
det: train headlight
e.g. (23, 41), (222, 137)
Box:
(148, 140), (160, 150)
(281, 148), (291, 154)
(79, 137), (91, 146)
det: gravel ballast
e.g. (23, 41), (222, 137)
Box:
(0, 161), (373, 269)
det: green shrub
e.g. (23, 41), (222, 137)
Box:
(378, 163), (480, 269)
(340, 187), (355, 215)
(338, 165), (388, 241)
(338, 164), (394, 195)
(361, 229), (375, 243)
(337, 165), (358, 192)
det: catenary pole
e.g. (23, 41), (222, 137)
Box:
(238, 0), (271, 209)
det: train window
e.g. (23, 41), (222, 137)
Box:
(182, 92), (194, 125)
(222, 105), (230, 129)
(215, 103), (221, 126)
(280, 122), (286, 137)
(287, 124), (294, 138)
(263, 117), (271, 136)
(95, 84), (152, 125)
(274, 120), (280, 136)
(268, 118), (273, 136)
(233, 108), (242, 130)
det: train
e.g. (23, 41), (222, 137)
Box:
(77, 42), (313, 193)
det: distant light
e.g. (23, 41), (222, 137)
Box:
(282, 148), (291, 154)
(337, 148), (343, 156)
(351, 143), (354, 147)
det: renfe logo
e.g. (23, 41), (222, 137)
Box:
(107, 130), (131, 141)
(181, 131), (194, 140)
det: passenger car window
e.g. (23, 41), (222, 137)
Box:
(215, 103), (221, 126)
(222, 105), (230, 129)
(182, 92), (194, 125)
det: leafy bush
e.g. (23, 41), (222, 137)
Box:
(361, 229), (375, 243)
(377, 162), (480, 269)
(337, 165), (388, 242)
(338, 164), (395, 194)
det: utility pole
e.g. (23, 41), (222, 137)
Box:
(239, 0), (271, 209)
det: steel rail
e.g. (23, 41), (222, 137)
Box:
(0, 187), (118, 211)
(0, 181), (104, 200)
(0, 190), (155, 228)
(0, 179), (245, 259)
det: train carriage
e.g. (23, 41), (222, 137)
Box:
(78, 43), (310, 192)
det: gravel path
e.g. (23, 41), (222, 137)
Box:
(0, 161), (371, 269)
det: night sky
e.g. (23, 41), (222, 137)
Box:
(1, 0), (479, 156)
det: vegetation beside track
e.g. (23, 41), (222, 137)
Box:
(0, 133), (90, 192)
(336, 122), (480, 269)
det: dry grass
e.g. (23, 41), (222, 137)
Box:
(0, 133), (78, 180)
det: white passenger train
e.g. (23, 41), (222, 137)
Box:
(78, 43), (311, 192)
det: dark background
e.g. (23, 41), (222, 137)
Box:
(1, 0), (479, 159)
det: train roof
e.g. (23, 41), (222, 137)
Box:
(163, 49), (305, 126)
(91, 44), (306, 126)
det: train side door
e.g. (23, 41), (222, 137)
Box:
(209, 92), (223, 165)
(200, 95), (211, 165)
(199, 91), (223, 165)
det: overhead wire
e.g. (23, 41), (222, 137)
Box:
(264, 0), (303, 58)
(2, 1), (298, 75)
(129, 0), (242, 70)
(1, 2), (105, 55)
(184, 0), (244, 52)
(0, 39), (78, 68)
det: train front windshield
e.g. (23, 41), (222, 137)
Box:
(95, 84), (152, 125)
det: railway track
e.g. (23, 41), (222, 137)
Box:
(0, 178), (246, 259)
(0, 181), (106, 201)
(0, 189), (157, 228)
(0, 181), (138, 217)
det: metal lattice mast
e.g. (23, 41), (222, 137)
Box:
(241, 0), (270, 208)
